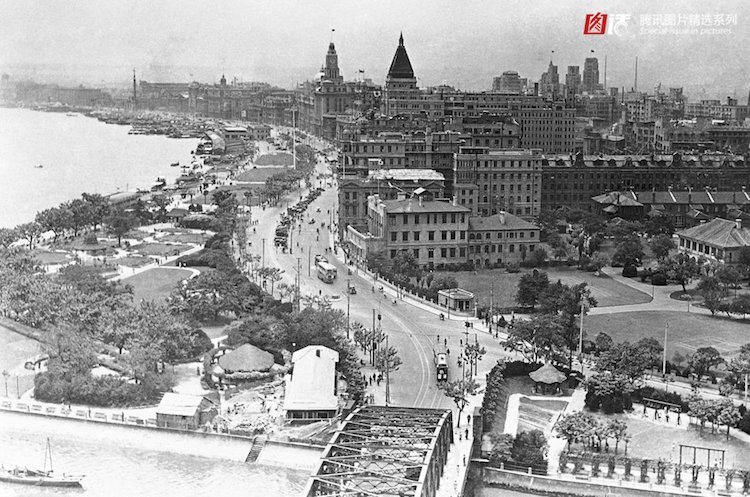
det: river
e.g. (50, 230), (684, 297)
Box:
(0, 411), (308, 497)
(0, 108), (200, 228)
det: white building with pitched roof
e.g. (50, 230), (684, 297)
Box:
(284, 346), (339, 422)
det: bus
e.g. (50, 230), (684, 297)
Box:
(316, 261), (337, 283)
(434, 350), (448, 383)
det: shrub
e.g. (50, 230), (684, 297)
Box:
(651, 273), (668, 286)
(622, 265), (638, 277)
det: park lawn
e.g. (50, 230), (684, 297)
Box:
(31, 250), (71, 265)
(254, 153), (293, 166)
(159, 233), (212, 244)
(134, 242), (191, 257)
(433, 266), (650, 309)
(236, 166), (291, 182)
(583, 411), (750, 469)
(583, 311), (750, 359)
(114, 256), (153, 268)
(123, 267), (195, 304)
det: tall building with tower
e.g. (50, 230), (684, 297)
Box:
(565, 66), (580, 98)
(583, 57), (599, 93)
(492, 71), (522, 94)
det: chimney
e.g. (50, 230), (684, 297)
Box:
(736, 219), (743, 230)
(452, 196), (457, 206)
(499, 210), (506, 224)
(419, 195), (423, 207)
(316, 349), (321, 358)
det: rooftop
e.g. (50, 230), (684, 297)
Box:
(468, 212), (539, 231)
(678, 218), (750, 248)
(387, 33), (415, 80)
(368, 168), (445, 182)
(284, 346), (339, 412)
(156, 393), (212, 417)
(378, 197), (471, 214)
(218, 344), (275, 373)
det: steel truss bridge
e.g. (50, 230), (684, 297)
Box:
(303, 405), (454, 497)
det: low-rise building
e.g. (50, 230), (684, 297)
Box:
(156, 393), (217, 430)
(677, 218), (750, 263)
(365, 194), (470, 268)
(284, 346), (339, 422)
(467, 212), (541, 268)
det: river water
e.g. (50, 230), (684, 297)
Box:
(0, 411), (308, 497)
(0, 108), (200, 228)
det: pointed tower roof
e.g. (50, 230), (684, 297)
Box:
(387, 32), (415, 79)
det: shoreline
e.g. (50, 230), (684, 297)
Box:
(0, 107), (200, 229)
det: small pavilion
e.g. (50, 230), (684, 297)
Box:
(529, 362), (567, 395)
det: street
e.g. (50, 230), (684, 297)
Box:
(243, 140), (513, 411)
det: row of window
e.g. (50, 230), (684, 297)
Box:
(390, 230), (467, 242)
(469, 243), (535, 253)
(390, 247), (467, 259)
(387, 213), (467, 225)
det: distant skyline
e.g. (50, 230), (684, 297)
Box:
(2, 0), (749, 101)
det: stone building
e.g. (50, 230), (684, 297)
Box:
(468, 212), (541, 268)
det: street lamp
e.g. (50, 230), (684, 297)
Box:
(1, 370), (8, 398)
(578, 298), (591, 374)
(346, 278), (351, 339)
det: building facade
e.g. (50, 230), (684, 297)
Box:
(454, 148), (543, 218)
(468, 212), (541, 267)
(677, 218), (750, 264)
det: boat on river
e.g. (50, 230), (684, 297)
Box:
(0, 439), (83, 488)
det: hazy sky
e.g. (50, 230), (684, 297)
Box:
(2, 0), (748, 100)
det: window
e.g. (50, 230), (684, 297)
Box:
(426, 215), (430, 224)
(451, 213), (456, 223)
(459, 247), (465, 257)
(413, 231), (420, 241)
(442, 213), (447, 223)
(441, 248), (447, 258)
(509, 244), (515, 253)
(413, 249), (419, 258)
(520, 232), (525, 239)
(428, 249), (434, 258)
(441, 231), (447, 241)
(402, 232), (408, 242)
(449, 248), (456, 257)
(390, 250), (396, 258)
(391, 232), (397, 242)
(428, 231), (435, 241)
(460, 231), (466, 240)
(451, 231), (456, 240)
(388, 215), (396, 225)
(403, 214), (408, 225)
(414, 214), (420, 224)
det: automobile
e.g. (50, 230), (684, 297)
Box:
(316, 207), (321, 212)
(329, 294), (342, 302)
(308, 219), (315, 224)
(348, 286), (357, 295)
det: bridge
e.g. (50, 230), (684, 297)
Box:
(303, 405), (454, 497)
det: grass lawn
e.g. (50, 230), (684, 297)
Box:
(434, 266), (650, 309)
(159, 233), (211, 244)
(254, 153), (293, 166)
(583, 411), (750, 469)
(517, 397), (568, 434)
(115, 256), (154, 268)
(134, 242), (190, 257)
(584, 311), (750, 358)
(123, 267), (194, 303)
(31, 250), (72, 265)
(236, 166), (291, 182)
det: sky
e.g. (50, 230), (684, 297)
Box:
(2, 0), (749, 101)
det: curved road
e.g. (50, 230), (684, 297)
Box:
(244, 145), (511, 411)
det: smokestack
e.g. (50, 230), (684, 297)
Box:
(737, 219), (743, 230)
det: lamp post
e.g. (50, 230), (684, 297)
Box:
(2, 370), (8, 398)
(346, 278), (351, 339)
(579, 298), (590, 374)
(662, 322), (669, 376)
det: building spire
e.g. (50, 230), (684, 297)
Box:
(399, 32), (404, 46)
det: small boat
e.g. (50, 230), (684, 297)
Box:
(34, 164), (44, 169)
(170, 162), (180, 167)
(0, 439), (83, 488)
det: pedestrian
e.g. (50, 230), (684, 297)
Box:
(447, 348), (450, 355)
(463, 455), (466, 466)
(437, 334), (440, 343)
(458, 432), (462, 441)
(465, 428), (469, 439)
(444, 338), (447, 347)
(460, 339), (463, 347)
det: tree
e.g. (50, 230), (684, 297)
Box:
(606, 419), (629, 454)
(716, 265), (742, 296)
(503, 314), (565, 363)
(660, 254), (702, 293)
(152, 194), (171, 222)
(81, 193), (111, 230)
(698, 276), (723, 315)
(689, 346), (724, 379)
(66, 198), (93, 236)
(594, 333), (613, 354)
(644, 216), (675, 237)
(511, 430), (547, 467)
(611, 234), (644, 267)
(538, 281), (597, 368)
(649, 234), (676, 261)
(519, 244), (528, 262)
(556, 411), (596, 446)
(443, 375), (479, 426)
(737, 246), (750, 281)
(105, 209), (137, 246)
(464, 340), (487, 376)
(36, 206), (73, 243)
(487, 433), (514, 467)
(596, 342), (656, 382)
(528, 247), (548, 266)
(515, 270), (550, 309)
(375, 345), (403, 375)
(0, 228), (18, 248)
(15, 221), (44, 250)
(716, 398), (741, 440)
